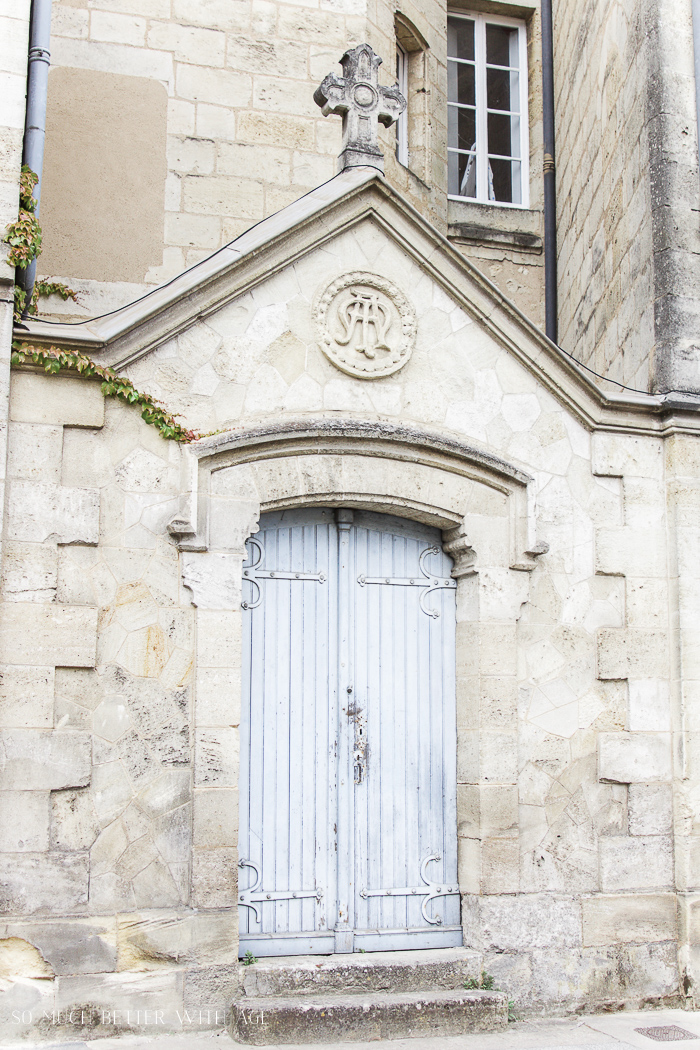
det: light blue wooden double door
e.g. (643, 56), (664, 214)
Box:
(238, 508), (461, 956)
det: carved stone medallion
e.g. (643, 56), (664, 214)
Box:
(315, 272), (416, 379)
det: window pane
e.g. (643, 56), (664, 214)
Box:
(448, 105), (476, 152)
(448, 59), (475, 106)
(448, 150), (477, 198)
(447, 17), (475, 60)
(487, 67), (519, 111)
(488, 112), (520, 158)
(486, 24), (518, 67)
(489, 157), (521, 204)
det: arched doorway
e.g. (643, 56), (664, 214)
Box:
(238, 507), (461, 956)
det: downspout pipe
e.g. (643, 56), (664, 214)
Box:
(18, 0), (52, 316)
(693, 0), (700, 172)
(541, 0), (557, 344)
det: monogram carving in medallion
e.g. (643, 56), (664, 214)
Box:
(315, 272), (416, 379)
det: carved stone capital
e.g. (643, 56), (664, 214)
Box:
(442, 528), (478, 578)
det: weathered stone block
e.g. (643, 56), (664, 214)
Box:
(0, 852), (89, 913)
(457, 729), (479, 782)
(54, 970), (182, 1032)
(184, 962), (240, 1012)
(0, 918), (117, 974)
(628, 783), (673, 835)
(0, 791), (50, 852)
(598, 731), (671, 783)
(10, 373), (105, 428)
(481, 837), (519, 894)
(51, 788), (100, 851)
(479, 785), (518, 830)
(478, 625), (517, 676)
(479, 732), (517, 783)
(462, 894), (582, 951)
(592, 435), (664, 481)
(0, 604), (97, 666)
(182, 552), (243, 608)
(118, 910), (238, 969)
(0, 730), (91, 790)
(599, 836), (673, 891)
(1, 541), (58, 603)
(7, 480), (100, 545)
(193, 788), (238, 847)
(597, 628), (668, 679)
(628, 679), (671, 730)
(595, 527), (666, 577)
(7, 422), (63, 483)
(582, 893), (677, 946)
(135, 768), (191, 820)
(191, 848), (238, 908)
(195, 666), (240, 727)
(0, 665), (53, 727)
(522, 939), (679, 1007)
(131, 857), (184, 909)
(196, 610), (242, 669)
(194, 728), (238, 788)
(90, 760), (134, 828)
(0, 936), (54, 978)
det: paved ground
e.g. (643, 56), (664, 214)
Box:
(4, 1008), (700, 1050)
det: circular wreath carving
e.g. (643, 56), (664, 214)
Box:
(314, 272), (417, 379)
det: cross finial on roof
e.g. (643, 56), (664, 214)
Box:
(314, 43), (406, 174)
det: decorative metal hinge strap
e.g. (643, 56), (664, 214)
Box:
(357, 546), (456, 617)
(238, 860), (323, 923)
(242, 538), (326, 610)
(360, 853), (458, 925)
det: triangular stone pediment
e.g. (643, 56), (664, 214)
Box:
(22, 169), (670, 438)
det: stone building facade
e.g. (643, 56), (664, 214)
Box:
(0, 0), (700, 1040)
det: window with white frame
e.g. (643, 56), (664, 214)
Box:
(447, 11), (529, 206)
(395, 42), (409, 167)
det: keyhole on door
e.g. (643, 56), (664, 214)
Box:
(353, 711), (367, 784)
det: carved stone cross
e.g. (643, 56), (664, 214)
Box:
(314, 43), (406, 173)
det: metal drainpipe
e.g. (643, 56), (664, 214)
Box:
(18, 0), (52, 317)
(541, 0), (557, 344)
(693, 0), (700, 170)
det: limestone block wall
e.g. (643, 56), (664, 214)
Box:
(554, 0), (652, 389)
(42, 0), (438, 286)
(554, 0), (700, 394)
(37, 0), (546, 328)
(0, 373), (242, 1040)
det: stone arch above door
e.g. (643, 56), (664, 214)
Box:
(170, 419), (549, 586)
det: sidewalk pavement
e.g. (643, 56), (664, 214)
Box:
(4, 1007), (700, 1050)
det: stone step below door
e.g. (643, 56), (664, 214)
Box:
(230, 948), (508, 1045)
(231, 988), (507, 1045)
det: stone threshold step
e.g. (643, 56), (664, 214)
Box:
(238, 946), (482, 997)
(230, 988), (508, 1045)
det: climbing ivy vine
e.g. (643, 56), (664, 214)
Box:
(2, 165), (78, 322)
(11, 344), (198, 443)
(4, 166), (198, 443)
